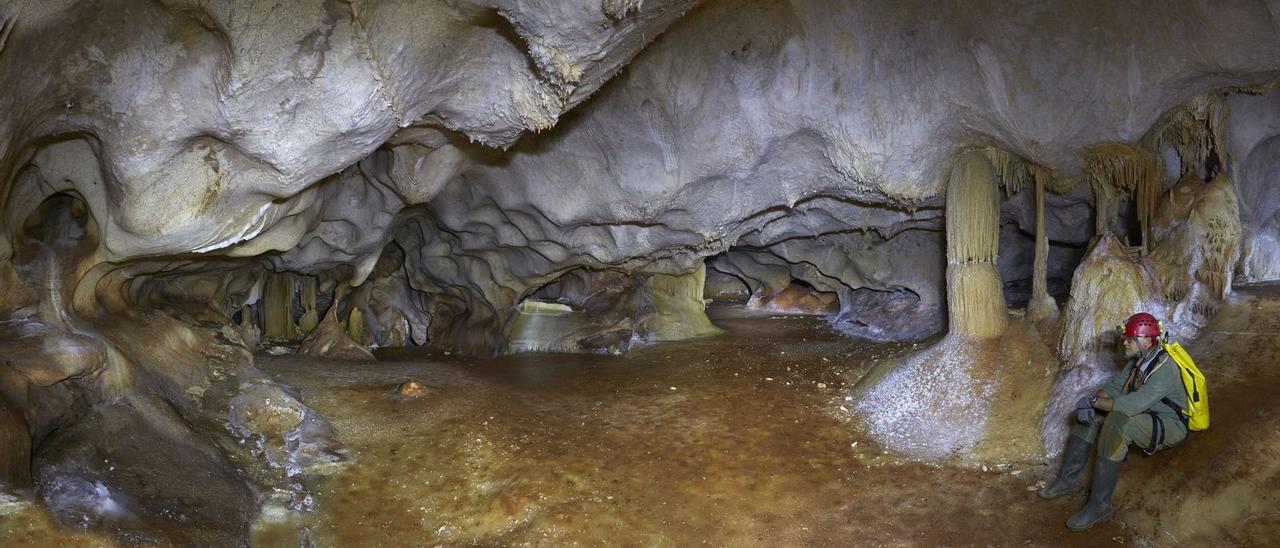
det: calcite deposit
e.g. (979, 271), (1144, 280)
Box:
(3, 0), (1280, 544)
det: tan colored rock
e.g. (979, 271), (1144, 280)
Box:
(396, 379), (428, 398)
(230, 383), (306, 440)
(298, 307), (376, 362)
(754, 284), (840, 315)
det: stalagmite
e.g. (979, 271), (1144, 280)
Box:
(298, 276), (319, 335)
(300, 288), (375, 362)
(1057, 236), (1151, 360)
(1147, 173), (1243, 310)
(343, 284), (371, 345)
(646, 263), (723, 342)
(945, 152), (1007, 338)
(346, 305), (366, 345)
(1027, 167), (1058, 322)
(983, 147), (1057, 322)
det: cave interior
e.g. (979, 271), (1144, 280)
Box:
(1, 0), (1280, 545)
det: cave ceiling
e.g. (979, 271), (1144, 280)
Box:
(4, 0), (1280, 343)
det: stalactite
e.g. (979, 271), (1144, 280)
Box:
(262, 272), (299, 341)
(983, 147), (1034, 197)
(647, 263), (722, 341)
(1027, 166), (1058, 322)
(1082, 143), (1161, 252)
(946, 154), (1001, 263)
(945, 152), (1007, 338)
(1144, 93), (1230, 176)
(981, 147), (1056, 322)
(298, 276), (319, 335)
(649, 262), (708, 302)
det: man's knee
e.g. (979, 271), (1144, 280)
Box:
(1096, 412), (1134, 459)
(1100, 410), (1132, 435)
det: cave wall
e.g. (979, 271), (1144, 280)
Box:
(5, 0), (1280, 355)
(5, 1), (1280, 541)
(1227, 87), (1280, 282)
(0, 0), (694, 272)
(381, 0), (1280, 349)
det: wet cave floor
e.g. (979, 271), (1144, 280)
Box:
(8, 290), (1280, 546)
(252, 304), (1123, 546)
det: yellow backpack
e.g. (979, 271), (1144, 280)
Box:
(1160, 341), (1210, 431)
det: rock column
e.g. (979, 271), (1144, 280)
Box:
(1028, 167), (1059, 322)
(946, 152), (1007, 338)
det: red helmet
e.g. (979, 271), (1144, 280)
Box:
(1123, 312), (1162, 338)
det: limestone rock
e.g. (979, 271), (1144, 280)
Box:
(852, 322), (1056, 464)
(297, 310), (376, 362)
(230, 384), (308, 440)
(395, 379), (428, 398)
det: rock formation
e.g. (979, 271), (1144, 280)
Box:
(3, 0), (1280, 542)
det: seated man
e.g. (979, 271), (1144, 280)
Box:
(1038, 312), (1190, 531)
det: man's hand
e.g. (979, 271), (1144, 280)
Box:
(1075, 395), (1095, 424)
(1093, 392), (1114, 412)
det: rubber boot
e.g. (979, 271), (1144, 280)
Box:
(1039, 435), (1091, 499)
(1066, 458), (1121, 531)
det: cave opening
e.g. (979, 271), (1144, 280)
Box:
(20, 193), (93, 245)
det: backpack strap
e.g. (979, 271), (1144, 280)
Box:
(1162, 396), (1190, 430)
(1141, 347), (1169, 382)
(1144, 411), (1164, 455)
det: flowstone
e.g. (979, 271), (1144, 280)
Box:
(851, 320), (1055, 464)
(504, 266), (722, 354)
(850, 153), (1050, 464)
(298, 308), (377, 362)
(1041, 173), (1242, 456)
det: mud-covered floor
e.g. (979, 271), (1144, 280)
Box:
(6, 293), (1280, 546)
(249, 304), (1126, 546)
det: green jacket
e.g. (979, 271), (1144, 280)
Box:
(1100, 348), (1189, 433)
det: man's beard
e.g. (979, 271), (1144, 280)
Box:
(1124, 343), (1144, 359)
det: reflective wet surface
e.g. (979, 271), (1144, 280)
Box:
(249, 305), (1119, 546)
(13, 294), (1280, 545)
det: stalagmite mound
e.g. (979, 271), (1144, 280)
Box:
(850, 152), (1055, 464)
(298, 307), (377, 362)
(395, 379), (428, 398)
(1043, 174), (1244, 456)
(852, 322), (1055, 464)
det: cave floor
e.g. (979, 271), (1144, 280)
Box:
(7, 292), (1277, 546)
(251, 304), (1123, 547)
